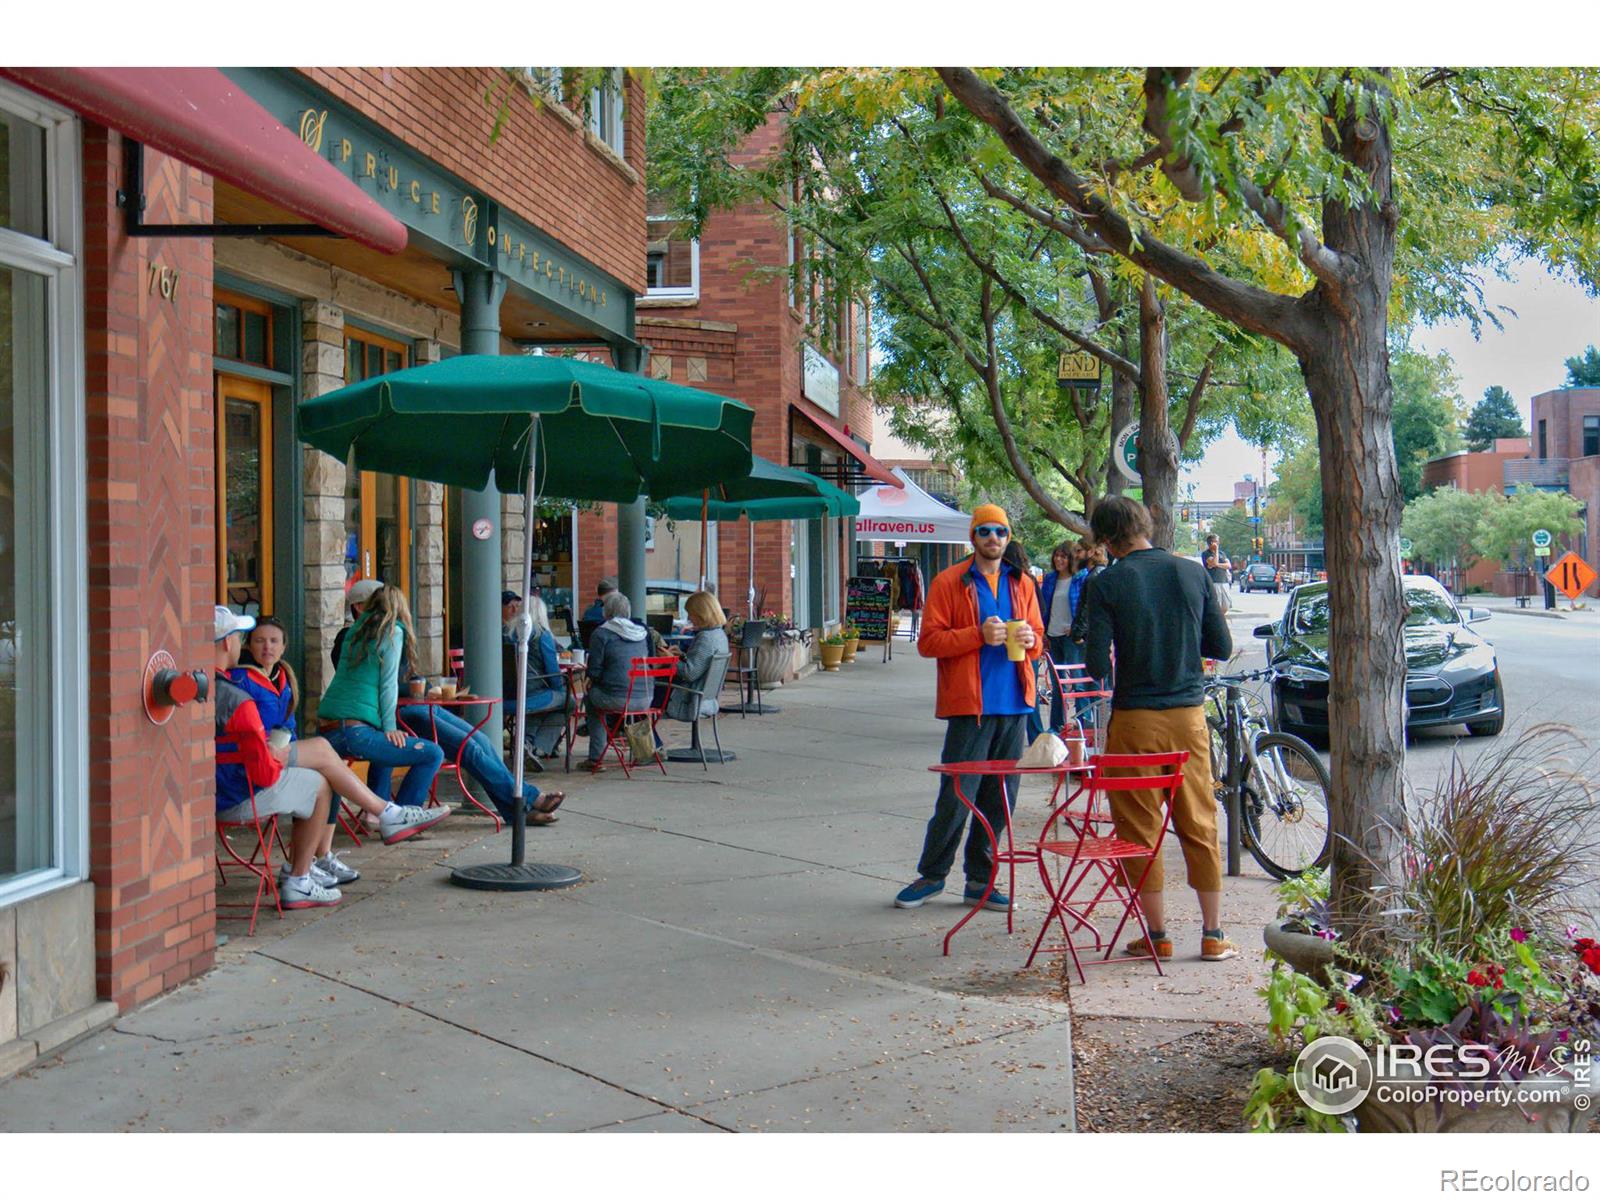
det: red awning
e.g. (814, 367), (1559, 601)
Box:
(0, 68), (407, 254)
(790, 405), (897, 486)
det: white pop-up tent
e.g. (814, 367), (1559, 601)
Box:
(855, 468), (972, 545)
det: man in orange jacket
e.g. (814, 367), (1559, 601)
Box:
(895, 504), (1045, 911)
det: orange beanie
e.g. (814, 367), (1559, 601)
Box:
(970, 503), (1010, 535)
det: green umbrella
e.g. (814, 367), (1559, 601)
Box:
(297, 353), (754, 502)
(296, 353), (754, 892)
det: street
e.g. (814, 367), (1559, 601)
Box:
(1223, 588), (1600, 923)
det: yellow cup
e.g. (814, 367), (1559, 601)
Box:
(1004, 619), (1027, 661)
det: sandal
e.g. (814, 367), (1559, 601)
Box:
(526, 810), (558, 827)
(531, 791), (565, 815)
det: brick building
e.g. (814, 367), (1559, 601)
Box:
(0, 67), (647, 1075)
(1420, 437), (1534, 592)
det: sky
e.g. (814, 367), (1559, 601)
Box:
(1181, 261), (1600, 502)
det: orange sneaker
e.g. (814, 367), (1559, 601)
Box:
(1201, 936), (1241, 961)
(1123, 934), (1174, 959)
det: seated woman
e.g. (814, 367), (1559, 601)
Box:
(583, 590), (652, 770)
(663, 591), (729, 725)
(502, 594), (576, 770)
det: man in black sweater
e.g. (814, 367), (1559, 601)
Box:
(1082, 497), (1238, 962)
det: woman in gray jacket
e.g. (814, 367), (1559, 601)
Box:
(665, 591), (730, 723)
(584, 590), (652, 768)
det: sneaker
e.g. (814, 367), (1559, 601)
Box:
(964, 886), (1011, 912)
(379, 803), (451, 845)
(894, 878), (945, 908)
(279, 875), (342, 909)
(314, 851), (361, 885)
(1123, 934), (1175, 959)
(361, 811), (382, 834)
(278, 860), (338, 889)
(1201, 936), (1241, 962)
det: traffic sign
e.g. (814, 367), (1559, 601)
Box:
(1532, 528), (1552, 549)
(1534, 544), (1552, 558)
(1544, 552), (1596, 601)
(1399, 537), (1413, 555)
(1112, 422), (1141, 484)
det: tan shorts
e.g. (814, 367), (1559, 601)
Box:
(1104, 705), (1222, 893)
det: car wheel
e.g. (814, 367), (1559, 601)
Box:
(1466, 674), (1505, 738)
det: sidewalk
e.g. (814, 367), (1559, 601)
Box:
(0, 649), (1280, 1133)
(1471, 591), (1599, 623)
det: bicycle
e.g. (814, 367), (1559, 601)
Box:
(1203, 667), (1331, 879)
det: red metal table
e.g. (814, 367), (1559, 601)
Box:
(400, 694), (501, 830)
(927, 758), (1091, 956)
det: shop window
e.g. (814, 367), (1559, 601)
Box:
(344, 329), (413, 598)
(216, 376), (274, 614)
(214, 291), (273, 369)
(0, 81), (85, 900)
(587, 68), (625, 157)
(645, 215), (698, 299)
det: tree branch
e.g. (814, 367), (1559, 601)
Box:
(1175, 343), (1218, 453)
(939, 67), (1314, 352)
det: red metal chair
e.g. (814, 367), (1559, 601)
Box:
(214, 750), (284, 937)
(1050, 658), (1113, 753)
(447, 647), (467, 686)
(592, 656), (678, 778)
(1024, 750), (1190, 984)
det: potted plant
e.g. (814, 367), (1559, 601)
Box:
(841, 623), (860, 663)
(1246, 725), (1599, 1133)
(818, 630), (847, 671)
(750, 605), (810, 687)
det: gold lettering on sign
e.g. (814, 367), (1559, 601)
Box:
(297, 108), (328, 152)
(386, 165), (399, 192)
(430, 192), (440, 214)
(516, 242), (525, 263)
(362, 152), (376, 179)
(409, 180), (421, 204)
(500, 229), (511, 253)
(146, 263), (180, 302)
(600, 290), (607, 307)
(530, 251), (541, 272)
(485, 225), (496, 249)
(339, 138), (352, 163)
(461, 198), (479, 246)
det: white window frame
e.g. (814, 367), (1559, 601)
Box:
(0, 79), (88, 908)
(587, 68), (625, 157)
(645, 214), (699, 300)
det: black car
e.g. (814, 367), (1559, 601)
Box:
(1239, 562), (1282, 593)
(1254, 576), (1504, 740)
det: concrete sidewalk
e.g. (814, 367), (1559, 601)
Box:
(0, 644), (1280, 1133)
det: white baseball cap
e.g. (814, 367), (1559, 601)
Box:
(347, 578), (385, 607)
(214, 605), (256, 642)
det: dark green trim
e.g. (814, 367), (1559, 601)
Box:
(211, 358), (293, 388)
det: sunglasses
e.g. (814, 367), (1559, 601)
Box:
(973, 524), (1010, 539)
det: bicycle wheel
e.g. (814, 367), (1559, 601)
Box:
(1241, 732), (1330, 878)
(1203, 692), (1228, 786)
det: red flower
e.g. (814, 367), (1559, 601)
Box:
(1581, 946), (1600, 975)
(1467, 970), (1491, 988)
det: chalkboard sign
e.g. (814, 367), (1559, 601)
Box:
(847, 576), (893, 643)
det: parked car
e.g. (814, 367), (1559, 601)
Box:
(1254, 575), (1504, 740)
(1282, 569), (1309, 587)
(1239, 562), (1283, 593)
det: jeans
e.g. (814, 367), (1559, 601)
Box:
(320, 721), (443, 809)
(1046, 634), (1081, 732)
(521, 691), (575, 756)
(398, 704), (539, 821)
(915, 713), (1027, 885)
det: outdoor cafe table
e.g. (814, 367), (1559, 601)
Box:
(400, 694), (501, 830)
(927, 758), (1092, 956)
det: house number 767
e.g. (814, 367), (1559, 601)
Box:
(147, 263), (180, 301)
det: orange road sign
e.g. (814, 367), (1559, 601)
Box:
(1544, 552), (1597, 600)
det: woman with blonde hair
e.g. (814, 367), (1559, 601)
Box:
(504, 593), (576, 767)
(318, 584), (447, 825)
(663, 590), (730, 724)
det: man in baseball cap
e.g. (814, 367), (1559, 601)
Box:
(214, 604), (256, 643)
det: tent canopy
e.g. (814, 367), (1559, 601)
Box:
(855, 468), (972, 545)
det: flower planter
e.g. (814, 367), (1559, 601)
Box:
(841, 637), (859, 663)
(755, 637), (798, 688)
(819, 642), (845, 671)
(1263, 916), (1338, 984)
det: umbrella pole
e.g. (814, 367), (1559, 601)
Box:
(451, 413), (580, 892)
(747, 516), (755, 620)
(699, 490), (709, 591)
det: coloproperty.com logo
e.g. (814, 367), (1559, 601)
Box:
(1292, 1034), (1595, 1116)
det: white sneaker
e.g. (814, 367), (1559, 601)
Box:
(362, 812), (382, 834)
(279, 860), (338, 889)
(279, 875), (342, 909)
(379, 803), (451, 845)
(314, 851), (361, 885)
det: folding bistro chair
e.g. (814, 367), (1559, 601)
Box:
(213, 750), (284, 937)
(1050, 658), (1113, 753)
(593, 656), (678, 778)
(447, 647), (466, 686)
(726, 619), (768, 716)
(1024, 750), (1190, 984)
(663, 650), (732, 769)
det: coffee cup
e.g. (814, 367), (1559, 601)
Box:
(1064, 736), (1087, 767)
(267, 728), (291, 752)
(408, 677), (426, 699)
(1004, 619), (1027, 662)
(439, 681), (458, 700)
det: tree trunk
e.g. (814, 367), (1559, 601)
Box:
(1137, 275), (1180, 548)
(1299, 89), (1408, 946)
(1104, 339), (1136, 501)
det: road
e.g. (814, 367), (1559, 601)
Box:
(1222, 588), (1600, 923)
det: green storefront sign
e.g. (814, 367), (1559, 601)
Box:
(224, 68), (632, 342)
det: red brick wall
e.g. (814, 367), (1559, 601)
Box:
(300, 69), (646, 293)
(83, 130), (217, 1009)
(1565, 456), (1600, 597)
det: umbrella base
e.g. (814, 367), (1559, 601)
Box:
(664, 748), (736, 764)
(722, 702), (781, 716)
(449, 862), (583, 891)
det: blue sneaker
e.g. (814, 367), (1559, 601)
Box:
(894, 878), (945, 908)
(964, 886), (1011, 911)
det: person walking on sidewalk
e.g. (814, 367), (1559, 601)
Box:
(1082, 497), (1239, 961)
(895, 504), (1044, 912)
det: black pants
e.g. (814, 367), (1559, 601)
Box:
(915, 714), (1027, 885)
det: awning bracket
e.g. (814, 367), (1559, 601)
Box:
(117, 140), (340, 240)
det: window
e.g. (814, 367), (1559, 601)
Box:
(522, 67), (563, 102)
(1584, 415), (1599, 459)
(645, 215), (698, 299)
(1538, 419), (1547, 459)
(0, 80), (85, 900)
(344, 329), (413, 597)
(216, 376), (274, 613)
(214, 292), (273, 369)
(587, 68), (625, 157)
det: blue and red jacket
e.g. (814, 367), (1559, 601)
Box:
(225, 663), (297, 739)
(215, 677), (282, 812)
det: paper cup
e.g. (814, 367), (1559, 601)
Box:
(1004, 619), (1027, 661)
(267, 728), (291, 752)
(1064, 736), (1086, 767)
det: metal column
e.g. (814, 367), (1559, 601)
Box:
(613, 342), (648, 618)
